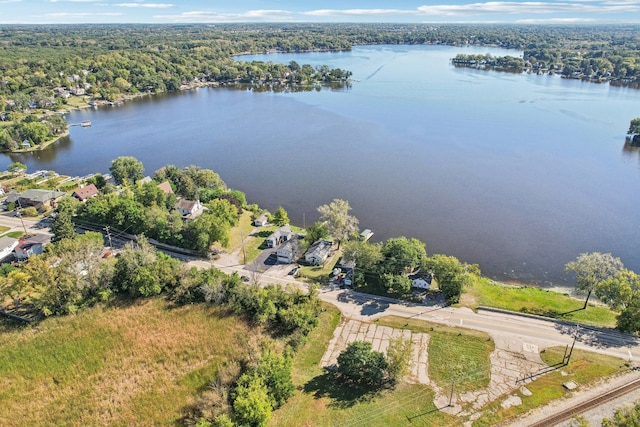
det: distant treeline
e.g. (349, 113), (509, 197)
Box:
(1, 23), (638, 110)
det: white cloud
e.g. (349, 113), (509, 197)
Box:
(45, 12), (123, 16)
(304, 9), (409, 16)
(516, 17), (597, 22)
(114, 2), (173, 8)
(155, 9), (293, 22)
(304, 2), (640, 18)
(47, 0), (100, 3)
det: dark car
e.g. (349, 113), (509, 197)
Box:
(288, 266), (299, 276)
(241, 275), (250, 282)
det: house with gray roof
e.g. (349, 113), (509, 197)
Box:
(304, 240), (333, 266)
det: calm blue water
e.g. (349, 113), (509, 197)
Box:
(4, 45), (639, 285)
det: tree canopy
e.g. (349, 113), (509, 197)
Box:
(317, 199), (359, 248)
(109, 156), (144, 186)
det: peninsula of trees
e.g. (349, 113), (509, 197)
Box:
(1, 24), (639, 151)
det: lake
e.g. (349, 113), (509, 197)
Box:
(3, 45), (639, 285)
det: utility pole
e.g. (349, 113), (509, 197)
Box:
(104, 225), (113, 248)
(240, 230), (247, 264)
(303, 212), (306, 229)
(15, 197), (28, 235)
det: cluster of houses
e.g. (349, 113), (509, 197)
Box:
(255, 219), (335, 268)
(254, 217), (432, 291)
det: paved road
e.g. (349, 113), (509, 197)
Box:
(0, 213), (53, 238)
(198, 258), (640, 364)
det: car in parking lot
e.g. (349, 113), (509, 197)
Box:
(288, 266), (300, 276)
(241, 275), (250, 282)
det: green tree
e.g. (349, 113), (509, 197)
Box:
(342, 240), (383, 272)
(7, 161), (26, 174)
(271, 206), (289, 227)
(254, 350), (294, 408)
(380, 236), (426, 275)
(304, 221), (329, 246)
(595, 269), (640, 311)
(109, 156), (144, 186)
(232, 374), (272, 427)
(424, 254), (468, 303)
(0, 270), (33, 308)
(337, 341), (388, 387)
(50, 197), (80, 242)
(628, 118), (640, 135)
(381, 273), (412, 295)
(317, 199), (359, 249)
(565, 252), (624, 309)
(602, 401), (640, 426)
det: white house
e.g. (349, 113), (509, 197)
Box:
(409, 273), (432, 290)
(14, 234), (50, 261)
(0, 237), (18, 262)
(304, 240), (333, 266)
(265, 225), (293, 248)
(254, 213), (269, 227)
(174, 199), (205, 219)
(276, 240), (299, 264)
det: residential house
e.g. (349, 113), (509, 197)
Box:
(277, 239), (300, 264)
(265, 225), (293, 248)
(0, 237), (18, 262)
(254, 213), (268, 227)
(72, 184), (99, 202)
(409, 273), (432, 290)
(304, 240), (333, 266)
(174, 198), (205, 219)
(17, 189), (66, 211)
(157, 181), (174, 195)
(14, 234), (50, 260)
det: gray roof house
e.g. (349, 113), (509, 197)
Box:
(304, 240), (333, 266)
(276, 239), (300, 264)
(265, 225), (293, 248)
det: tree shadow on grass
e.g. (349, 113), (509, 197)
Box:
(303, 371), (384, 409)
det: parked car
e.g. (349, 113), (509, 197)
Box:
(241, 275), (250, 282)
(288, 266), (299, 276)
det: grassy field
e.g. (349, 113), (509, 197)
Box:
(463, 276), (618, 327)
(473, 346), (627, 426)
(0, 298), (262, 427)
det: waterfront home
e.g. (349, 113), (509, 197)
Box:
(17, 189), (66, 211)
(174, 198), (205, 219)
(254, 213), (268, 227)
(72, 184), (99, 202)
(277, 239), (300, 264)
(265, 225), (293, 248)
(304, 240), (333, 266)
(0, 237), (19, 262)
(14, 234), (50, 261)
(157, 181), (174, 195)
(409, 273), (432, 290)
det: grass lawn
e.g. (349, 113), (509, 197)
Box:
(463, 276), (618, 328)
(2, 231), (23, 238)
(273, 305), (460, 427)
(473, 346), (627, 426)
(0, 226), (10, 235)
(273, 309), (490, 426)
(0, 298), (262, 427)
(375, 316), (493, 393)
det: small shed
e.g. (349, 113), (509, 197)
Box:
(409, 273), (432, 290)
(254, 213), (269, 227)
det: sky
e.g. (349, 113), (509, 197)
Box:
(1, 0), (640, 25)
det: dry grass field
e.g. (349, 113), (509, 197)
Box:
(0, 298), (262, 427)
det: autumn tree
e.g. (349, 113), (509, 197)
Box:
(317, 199), (359, 249)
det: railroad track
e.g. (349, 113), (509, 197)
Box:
(527, 375), (640, 427)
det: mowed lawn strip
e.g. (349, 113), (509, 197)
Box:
(473, 346), (627, 426)
(464, 277), (617, 328)
(0, 299), (261, 427)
